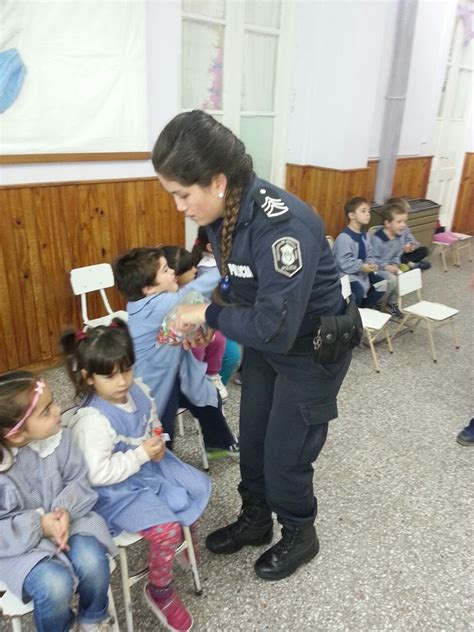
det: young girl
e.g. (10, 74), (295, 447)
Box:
(0, 371), (116, 632)
(61, 320), (211, 632)
(162, 244), (229, 402)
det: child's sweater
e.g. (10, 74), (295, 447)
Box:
(372, 228), (403, 268)
(127, 271), (220, 417)
(334, 227), (376, 296)
(0, 429), (116, 598)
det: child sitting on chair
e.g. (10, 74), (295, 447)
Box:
(0, 371), (116, 632)
(333, 197), (388, 308)
(372, 203), (408, 319)
(113, 247), (238, 457)
(62, 320), (211, 632)
(386, 197), (431, 270)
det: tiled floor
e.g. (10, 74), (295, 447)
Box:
(1, 252), (472, 631)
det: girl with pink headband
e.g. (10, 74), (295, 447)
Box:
(0, 371), (116, 632)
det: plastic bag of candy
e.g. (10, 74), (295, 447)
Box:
(157, 289), (209, 345)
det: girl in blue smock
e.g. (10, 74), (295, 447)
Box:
(62, 320), (211, 632)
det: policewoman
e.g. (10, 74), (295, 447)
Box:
(152, 110), (352, 581)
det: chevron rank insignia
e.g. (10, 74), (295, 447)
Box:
(271, 237), (302, 277)
(253, 186), (292, 223)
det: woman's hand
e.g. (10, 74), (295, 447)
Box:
(173, 304), (209, 331)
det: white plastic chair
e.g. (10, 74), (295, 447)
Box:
(340, 275), (393, 373)
(326, 235), (335, 250)
(432, 233), (473, 272)
(70, 263), (128, 328)
(114, 526), (202, 632)
(394, 268), (459, 362)
(0, 560), (119, 632)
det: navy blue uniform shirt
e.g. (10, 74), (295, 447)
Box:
(205, 174), (343, 354)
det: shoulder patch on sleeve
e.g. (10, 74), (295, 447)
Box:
(271, 237), (302, 277)
(253, 186), (293, 223)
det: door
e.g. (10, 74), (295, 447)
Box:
(427, 10), (473, 227)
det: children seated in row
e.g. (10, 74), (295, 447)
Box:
(387, 197), (431, 270)
(0, 371), (116, 632)
(161, 244), (229, 403)
(61, 320), (210, 632)
(333, 197), (388, 308)
(113, 247), (238, 457)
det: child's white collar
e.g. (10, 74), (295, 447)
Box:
(29, 429), (63, 458)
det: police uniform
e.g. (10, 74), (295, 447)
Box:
(204, 174), (352, 578)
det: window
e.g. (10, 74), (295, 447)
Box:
(181, 0), (293, 183)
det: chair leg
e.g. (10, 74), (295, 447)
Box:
(425, 320), (437, 362)
(177, 412), (185, 437)
(193, 417), (209, 472)
(385, 329), (393, 354)
(440, 247), (448, 272)
(366, 330), (381, 373)
(118, 548), (135, 632)
(450, 319), (460, 349)
(11, 618), (22, 632)
(182, 526), (202, 596)
(107, 585), (120, 632)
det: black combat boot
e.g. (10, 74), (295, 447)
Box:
(206, 486), (273, 554)
(254, 522), (319, 581)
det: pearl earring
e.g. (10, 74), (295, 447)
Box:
(218, 192), (224, 199)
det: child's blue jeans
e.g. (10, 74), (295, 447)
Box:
(23, 534), (110, 632)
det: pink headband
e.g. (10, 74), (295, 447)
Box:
(5, 379), (45, 439)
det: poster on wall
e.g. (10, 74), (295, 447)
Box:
(0, 0), (147, 154)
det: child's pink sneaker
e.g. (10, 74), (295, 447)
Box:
(143, 583), (193, 631)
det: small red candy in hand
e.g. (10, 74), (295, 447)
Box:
(153, 427), (163, 437)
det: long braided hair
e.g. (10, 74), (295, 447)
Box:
(152, 111), (253, 295)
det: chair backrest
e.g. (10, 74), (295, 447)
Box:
(326, 235), (335, 250)
(340, 274), (351, 300)
(368, 225), (381, 236)
(70, 263), (115, 295)
(70, 263), (115, 325)
(398, 268), (422, 297)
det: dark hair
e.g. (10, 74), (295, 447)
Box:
(0, 371), (37, 465)
(381, 203), (408, 224)
(344, 196), (368, 218)
(60, 318), (135, 401)
(152, 110), (253, 286)
(386, 197), (411, 213)
(161, 245), (194, 277)
(191, 227), (211, 267)
(114, 247), (164, 301)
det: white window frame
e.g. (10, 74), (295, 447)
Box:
(181, 1), (295, 186)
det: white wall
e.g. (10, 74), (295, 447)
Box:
(287, 0), (391, 170)
(0, 0), (181, 187)
(288, 0), (458, 169)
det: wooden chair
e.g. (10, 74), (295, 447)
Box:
(394, 268), (459, 362)
(0, 560), (119, 632)
(114, 526), (202, 632)
(70, 263), (128, 328)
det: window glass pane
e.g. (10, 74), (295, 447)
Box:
(182, 20), (224, 110)
(182, 0), (225, 20)
(461, 40), (473, 68)
(452, 68), (472, 119)
(242, 33), (277, 111)
(240, 116), (274, 180)
(245, 0), (280, 28)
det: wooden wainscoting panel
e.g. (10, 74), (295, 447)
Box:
(452, 153), (474, 234)
(392, 156), (432, 199)
(285, 156), (433, 238)
(0, 178), (183, 372)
